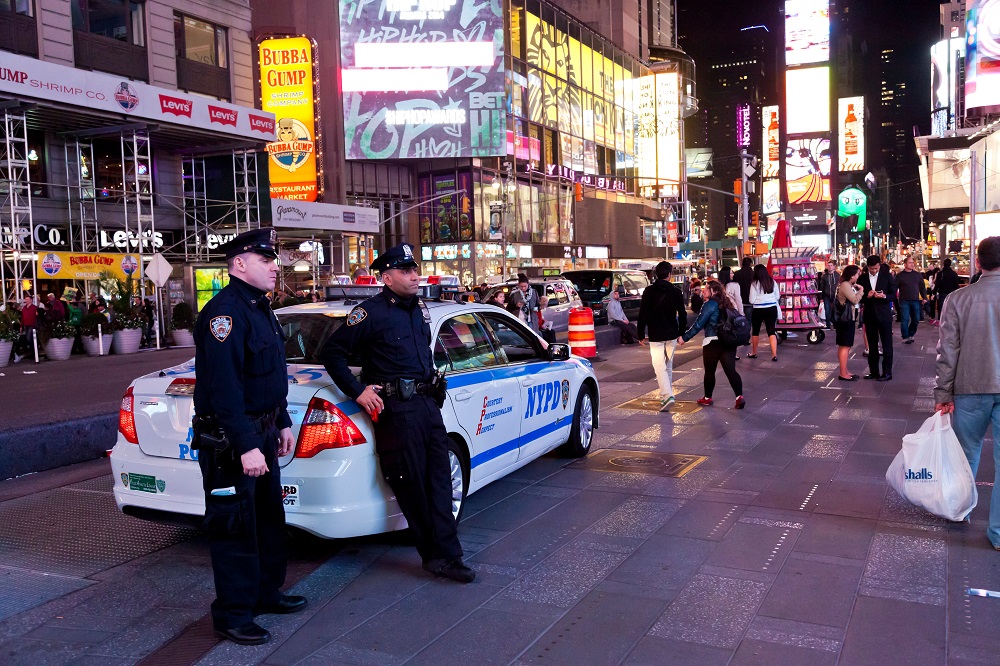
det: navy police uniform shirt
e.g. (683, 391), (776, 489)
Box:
(194, 275), (292, 456)
(321, 287), (433, 399)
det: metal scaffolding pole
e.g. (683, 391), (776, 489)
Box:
(182, 156), (208, 262)
(233, 149), (259, 235)
(64, 139), (97, 253)
(121, 131), (154, 299)
(0, 109), (34, 303)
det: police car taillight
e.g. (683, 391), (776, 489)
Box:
(118, 386), (138, 444)
(165, 377), (196, 396)
(295, 397), (367, 458)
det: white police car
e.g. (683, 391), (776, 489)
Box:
(110, 286), (599, 539)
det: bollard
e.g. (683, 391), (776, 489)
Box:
(98, 323), (104, 356)
(567, 307), (598, 358)
(32, 328), (39, 363)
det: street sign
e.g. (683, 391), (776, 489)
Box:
(144, 253), (174, 288)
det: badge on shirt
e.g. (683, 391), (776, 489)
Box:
(210, 316), (232, 341)
(346, 307), (367, 327)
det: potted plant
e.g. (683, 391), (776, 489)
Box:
(0, 309), (19, 368)
(43, 320), (76, 361)
(171, 301), (195, 347)
(80, 312), (113, 356)
(102, 271), (145, 355)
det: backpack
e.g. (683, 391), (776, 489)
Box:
(717, 307), (751, 347)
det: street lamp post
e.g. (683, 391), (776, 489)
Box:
(492, 162), (515, 281)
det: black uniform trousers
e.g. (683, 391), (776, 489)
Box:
(864, 316), (894, 377)
(376, 394), (462, 563)
(198, 427), (286, 630)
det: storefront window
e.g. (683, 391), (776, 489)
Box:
(510, 0), (523, 60)
(544, 127), (557, 168)
(527, 69), (543, 124)
(559, 184), (573, 243)
(555, 78), (569, 134)
(542, 180), (559, 243)
(74, 0), (146, 47)
(27, 130), (46, 198)
(543, 73), (558, 128)
(89, 138), (124, 203)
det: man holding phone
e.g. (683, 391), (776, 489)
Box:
(858, 255), (898, 381)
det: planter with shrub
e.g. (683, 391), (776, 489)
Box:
(0, 309), (19, 368)
(80, 312), (113, 357)
(44, 320), (76, 361)
(171, 301), (195, 347)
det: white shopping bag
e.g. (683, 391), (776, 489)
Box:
(886, 412), (977, 521)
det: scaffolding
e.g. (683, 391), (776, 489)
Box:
(233, 149), (258, 235)
(182, 156), (208, 262)
(64, 138), (97, 252)
(0, 106), (34, 304)
(121, 131), (155, 298)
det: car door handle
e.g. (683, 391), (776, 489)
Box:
(521, 378), (535, 387)
(453, 389), (473, 402)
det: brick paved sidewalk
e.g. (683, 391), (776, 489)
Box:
(0, 330), (997, 665)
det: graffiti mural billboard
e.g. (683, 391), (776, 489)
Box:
(340, 0), (505, 159)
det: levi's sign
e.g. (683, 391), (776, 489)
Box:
(159, 94), (192, 118)
(0, 51), (273, 139)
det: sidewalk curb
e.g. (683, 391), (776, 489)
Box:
(0, 413), (117, 480)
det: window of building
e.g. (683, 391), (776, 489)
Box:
(87, 138), (125, 202)
(174, 13), (227, 68)
(27, 130), (46, 197)
(72, 0), (145, 46)
(0, 0), (32, 16)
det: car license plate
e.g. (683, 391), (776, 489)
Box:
(122, 472), (165, 494)
(282, 484), (299, 508)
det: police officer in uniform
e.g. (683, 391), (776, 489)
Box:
(320, 243), (475, 583)
(193, 228), (307, 645)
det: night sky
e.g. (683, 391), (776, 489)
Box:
(678, 0), (945, 238)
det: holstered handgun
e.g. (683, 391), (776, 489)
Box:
(191, 415), (229, 452)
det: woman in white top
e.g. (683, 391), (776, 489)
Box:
(748, 264), (782, 361)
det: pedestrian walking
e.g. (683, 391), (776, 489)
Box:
(637, 261), (687, 412)
(734, 256), (754, 318)
(508, 273), (540, 333)
(321, 243), (474, 583)
(608, 288), (643, 345)
(678, 280), (745, 409)
(748, 264), (781, 362)
(689, 277), (703, 314)
(818, 261), (840, 329)
(45, 293), (66, 322)
(858, 255), (897, 381)
(834, 265), (863, 381)
(935, 236), (1000, 542)
(719, 267), (745, 360)
(895, 256), (927, 344)
(934, 258), (960, 320)
(192, 228), (306, 646)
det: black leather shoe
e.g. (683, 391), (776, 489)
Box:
(424, 558), (475, 583)
(255, 595), (308, 615)
(215, 622), (270, 645)
(838, 375), (858, 381)
(863, 373), (880, 380)
(877, 374), (893, 382)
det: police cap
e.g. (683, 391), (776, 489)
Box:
(370, 242), (417, 273)
(219, 228), (279, 259)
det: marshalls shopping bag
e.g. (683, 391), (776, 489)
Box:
(886, 412), (977, 521)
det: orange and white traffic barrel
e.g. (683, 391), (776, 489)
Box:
(568, 307), (597, 358)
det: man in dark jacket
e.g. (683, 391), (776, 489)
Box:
(637, 261), (687, 411)
(858, 255), (898, 381)
(934, 258), (960, 319)
(733, 256), (754, 316)
(818, 261), (840, 329)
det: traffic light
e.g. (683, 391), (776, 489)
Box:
(751, 211), (759, 227)
(733, 179), (742, 203)
(574, 182), (583, 202)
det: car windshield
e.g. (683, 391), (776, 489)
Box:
(278, 312), (345, 364)
(565, 272), (612, 296)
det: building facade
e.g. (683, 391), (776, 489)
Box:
(0, 0), (274, 313)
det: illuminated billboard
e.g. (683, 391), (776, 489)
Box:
(736, 104), (751, 148)
(786, 138), (831, 204)
(838, 97), (864, 172)
(762, 105), (780, 178)
(932, 38), (964, 135)
(260, 37), (318, 201)
(340, 0), (505, 159)
(965, 1), (1000, 116)
(785, 0), (830, 66)
(762, 178), (781, 214)
(636, 72), (680, 199)
(786, 67), (830, 134)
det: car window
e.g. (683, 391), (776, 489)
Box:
(628, 272), (650, 290)
(278, 313), (344, 364)
(435, 314), (502, 371)
(565, 283), (581, 302)
(433, 338), (450, 372)
(554, 284), (569, 304)
(479, 313), (544, 364)
(622, 276), (640, 295)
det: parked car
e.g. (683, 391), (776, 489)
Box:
(481, 277), (584, 332)
(562, 269), (651, 325)
(110, 289), (599, 539)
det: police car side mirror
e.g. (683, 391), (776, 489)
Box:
(547, 343), (570, 361)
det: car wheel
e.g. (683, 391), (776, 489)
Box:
(447, 440), (469, 523)
(562, 384), (595, 457)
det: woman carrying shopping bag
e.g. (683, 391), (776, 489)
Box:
(678, 280), (745, 409)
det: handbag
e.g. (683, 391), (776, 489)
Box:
(834, 296), (855, 323)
